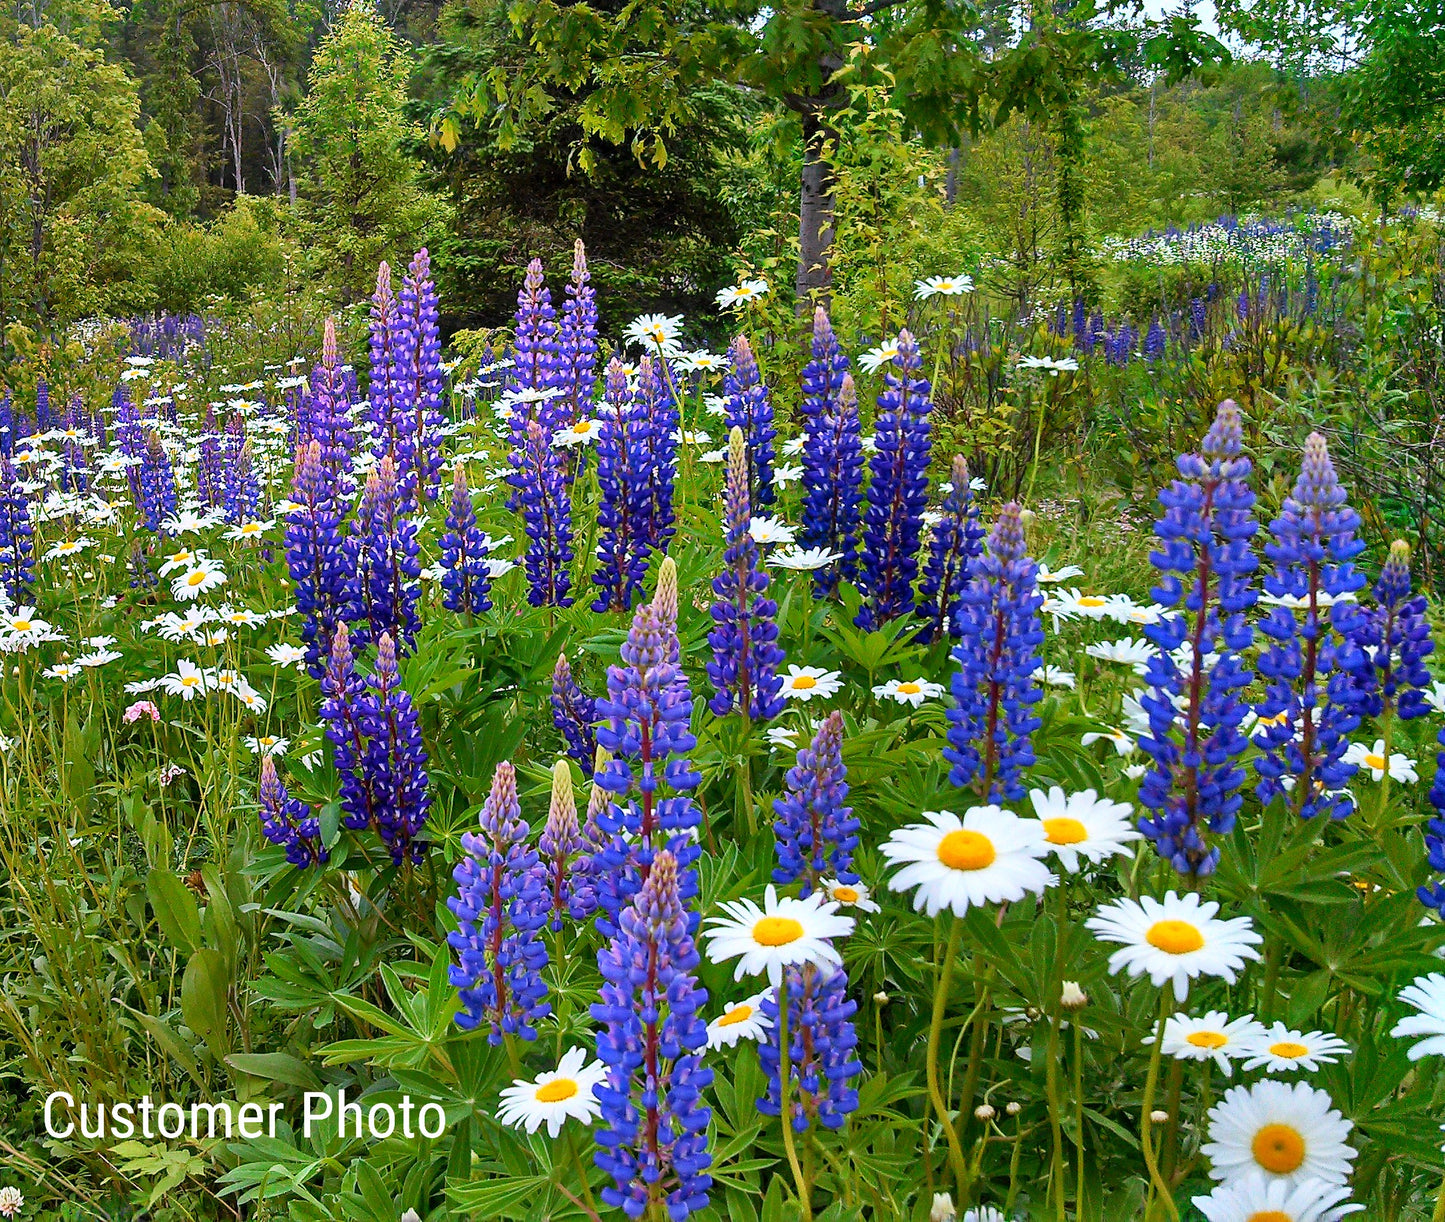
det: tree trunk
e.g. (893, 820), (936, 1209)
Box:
(795, 108), (837, 313)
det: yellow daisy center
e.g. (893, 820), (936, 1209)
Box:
(1043, 817), (1089, 845)
(1078, 596), (1107, 607)
(181, 676), (199, 687)
(1186, 1031), (1229, 1049)
(753, 916), (805, 946)
(1364, 752), (1386, 770)
(831, 886), (860, 903)
(1145, 919), (1204, 955)
(717, 1004), (754, 1028)
(791, 675), (817, 690)
(897, 682), (922, 695)
(937, 829), (997, 872)
(1269, 1041), (1310, 1059)
(535, 1078), (578, 1103)
(1251, 1123), (1306, 1175)
(1259, 712), (1289, 727)
(186, 572), (207, 586)
(11, 620), (30, 632)
(1247, 1213), (1293, 1222)
(573, 422), (590, 434)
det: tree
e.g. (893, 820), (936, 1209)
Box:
(289, 0), (444, 300)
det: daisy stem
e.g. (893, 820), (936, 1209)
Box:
(1072, 1018), (1086, 1221)
(1432, 1168), (1445, 1222)
(1139, 987), (1179, 1222)
(1045, 1007), (1067, 1222)
(926, 914), (970, 1201)
(776, 974), (813, 1221)
(564, 1126), (599, 1217)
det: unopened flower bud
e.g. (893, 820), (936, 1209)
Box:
(1150, 1109), (1169, 1124)
(873, 991), (890, 1005)
(974, 1103), (996, 1122)
(1005, 1101), (1022, 1116)
(1060, 980), (1087, 1010)
(930, 1192), (956, 1222)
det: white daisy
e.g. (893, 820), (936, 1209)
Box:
(1241, 1024), (1350, 1074)
(1085, 637), (1156, 673)
(266, 642), (308, 668)
(160, 660), (209, 700)
(1081, 726), (1135, 756)
(495, 1047), (607, 1138)
(914, 274), (974, 299)
(1155, 1011), (1266, 1076)
(857, 339), (902, 374)
(770, 546), (842, 571)
(748, 516), (795, 546)
(779, 666), (842, 702)
(1390, 972), (1445, 1059)
(818, 878), (879, 913)
(42, 662), (82, 682)
(1423, 681), (1445, 715)
(1026, 787), (1139, 872)
(1343, 739), (1417, 783)
(872, 677), (946, 707)
(244, 735), (290, 757)
(553, 419), (603, 448)
(1032, 665), (1076, 689)
(1041, 587), (1112, 624)
(158, 547), (204, 575)
(1035, 563), (1085, 586)
(1018, 354), (1079, 375)
(172, 559), (227, 601)
(1191, 1174), (1362, 1222)
(881, 806), (1051, 919)
(223, 519), (274, 542)
(1201, 1080), (1356, 1187)
(1085, 892), (1263, 1000)
(715, 279), (769, 309)
(705, 992), (774, 1049)
(702, 885), (854, 986)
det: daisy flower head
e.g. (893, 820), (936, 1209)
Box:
(881, 806), (1052, 919)
(770, 546), (842, 572)
(1033, 665), (1076, 689)
(1026, 786), (1139, 872)
(705, 991), (774, 1049)
(553, 419), (603, 448)
(1390, 972), (1445, 1059)
(1081, 726), (1135, 756)
(171, 558), (227, 602)
(818, 878), (880, 912)
(1017, 354), (1079, 376)
(779, 665), (842, 702)
(623, 313), (685, 356)
(42, 662), (82, 682)
(160, 660), (209, 700)
(1201, 1080), (1356, 1187)
(914, 273), (974, 300)
(857, 337), (902, 374)
(1424, 681), (1445, 715)
(1041, 587), (1112, 623)
(266, 642), (308, 668)
(244, 735), (290, 757)
(748, 516), (796, 546)
(702, 885), (854, 986)
(1342, 739), (1417, 783)
(1191, 1175), (1363, 1222)
(1085, 892), (1263, 1000)
(1085, 637), (1156, 673)
(1242, 1024), (1351, 1074)
(1035, 562), (1085, 586)
(223, 519), (274, 542)
(872, 677), (946, 707)
(495, 1047), (606, 1138)
(1156, 1011), (1266, 1076)
(716, 278), (769, 309)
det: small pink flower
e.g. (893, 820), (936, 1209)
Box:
(124, 700), (161, 723)
(158, 763), (185, 787)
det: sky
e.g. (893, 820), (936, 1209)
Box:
(1138, 0), (1222, 35)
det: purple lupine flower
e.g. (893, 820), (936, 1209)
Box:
(366, 261), (408, 466)
(343, 455), (421, 652)
(221, 414), (260, 523)
(757, 963), (861, 1132)
(34, 380), (51, 433)
(592, 850), (713, 1219)
(772, 710), (858, 894)
(1424, 740), (1445, 914)
(197, 408), (224, 510)
(722, 334), (776, 507)
(1254, 433), (1365, 820)
(707, 427), (785, 721)
(307, 318), (356, 487)
(358, 632), (431, 863)
(635, 355), (679, 554)
(857, 330), (933, 630)
(448, 761), (551, 1041)
(593, 358), (653, 612)
(802, 372), (864, 596)
(0, 458), (34, 602)
(510, 256), (560, 398)
(539, 757), (595, 928)
(0, 389), (11, 458)
(258, 754), (327, 868)
(285, 438), (349, 677)
(1143, 317), (1167, 361)
(552, 652), (598, 775)
(799, 306), (849, 438)
(944, 502), (1045, 803)
(319, 623), (382, 834)
(397, 249), (446, 501)
(1136, 400), (1258, 876)
(591, 596), (704, 934)
(510, 417), (574, 607)
(439, 465), (492, 615)
(554, 238), (600, 431)
(58, 396), (90, 493)
(1345, 539), (1434, 725)
(138, 433), (178, 533)
(918, 455), (986, 643)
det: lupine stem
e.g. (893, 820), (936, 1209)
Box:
(777, 974), (812, 1220)
(926, 914), (970, 1199)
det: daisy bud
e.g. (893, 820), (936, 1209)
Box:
(930, 1192), (956, 1222)
(1005, 1101), (1022, 1116)
(1061, 980), (1088, 1010)
(974, 1103), (996, 1122)
(400, 1212), (421, 1222)
(874, 991), (890, 1005)
(1150, 1109), (1169, 1124)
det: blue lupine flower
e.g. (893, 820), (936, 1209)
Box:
(801, 372), (864, 597)
(510, 417), (574, 607)
(448, 760), (552, 1041)
(196, 409), (222, 510)
(707, 427), (785, 721)
(397, 249), (446, 501)
(635, 355), (678, 554)
(510, 256), (561, 398)
(918, 454), (986, 643)
(593, 358), (653, 612)
(258, 755), (327, 868)
(555, 239), (600, 434)
(772, 710), (858, 895)
(944, 501), (1045, 803)
(439, 465), (493, 616)
(221, 414), (260, 523)
(319, 622), (382, 834)
(1136, 399), (1258, 876)
(551, 651), (598, 775)
(306, 318), (356, 486)
(367, 261), (407, 465)
(1345, 540), (1434, 725)
(138, 432), (178, 534)
(1143, 317), (1167, 361)
(285, 438), (349, 677)
(757, 963), (861, 1132)
(592, 850), (713, 1219)
(1254, 433), (1364, 820)
(722, 334), (776, 508)
(1423, 750), (1445, 913)
(591, 597), (704, 934)
(539, 758), (596, 928)
(343, 456), (421, 653)
(799, 305), (849, 439)
(857, 329), (933, 629)
(0, 457), (35, 603)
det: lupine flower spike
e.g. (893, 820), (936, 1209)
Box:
(258, 755), (327, 868)
(540, 758), (595, 928)
(439, 465), (493, 616)
(1137, 400), (1258, 876)
(772, 710), (860, 895)
(801, 372), (864, 596)
(722, 335), (776, 507)
(918, 454), (986, 643)
(551, 651), (598, 774)
(758, 963), (862, 1132)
